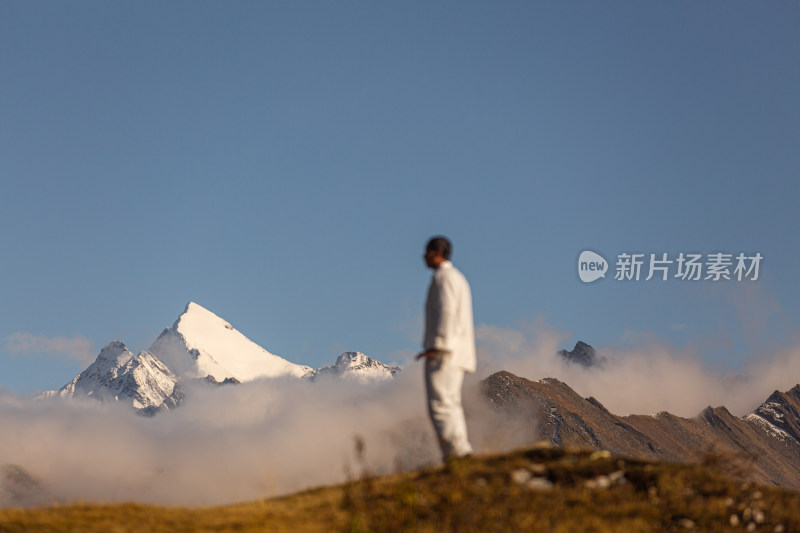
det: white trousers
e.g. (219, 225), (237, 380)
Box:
(424, 354), (473, 460)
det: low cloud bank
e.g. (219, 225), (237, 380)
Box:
(0, 362), (530, 507)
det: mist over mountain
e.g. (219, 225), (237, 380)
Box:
(4, 305), (800, 507)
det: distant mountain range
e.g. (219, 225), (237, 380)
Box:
(42, 302), (400, 413)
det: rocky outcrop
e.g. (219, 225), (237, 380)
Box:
(557, 341), (605, 368)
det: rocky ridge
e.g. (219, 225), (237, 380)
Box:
(557, 341), (605, 368)
(483, 371), (800, 489)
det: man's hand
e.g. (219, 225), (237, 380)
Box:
(416, 350), (441, 360)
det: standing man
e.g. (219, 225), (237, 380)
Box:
(417, 236), (476, 461)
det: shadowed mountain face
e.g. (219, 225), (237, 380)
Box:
(482, 371), (800, 489)
(557, 341), (605, 368)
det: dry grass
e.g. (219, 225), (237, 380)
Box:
(3, 446), (800, 532)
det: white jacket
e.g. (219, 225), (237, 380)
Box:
(423, 261), (476, 373)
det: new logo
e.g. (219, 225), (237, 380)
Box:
(578, 250), (608, 283)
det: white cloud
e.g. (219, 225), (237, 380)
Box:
(0, 363), (535, 507)
(3, 333), (95, 366)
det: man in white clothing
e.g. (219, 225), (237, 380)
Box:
(416, 236), (476, 461)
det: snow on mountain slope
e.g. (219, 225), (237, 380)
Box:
(53, 341), (181, 412)
(745, 387), (800, 444)
(149, 302), (312, 382)
(311, 351), (401, 382)
(59, 341), (133, 395)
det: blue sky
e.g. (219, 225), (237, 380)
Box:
(1, 1), (798, 394)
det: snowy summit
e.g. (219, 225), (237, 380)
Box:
(149, 302), (312, 382)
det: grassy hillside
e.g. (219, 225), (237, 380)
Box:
(2, 445), (799, 532)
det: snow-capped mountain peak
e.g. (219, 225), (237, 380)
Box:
(333, 351), (389, 372)
(60, 341), (136, 396)
(311, 351), (401, 381)
(52, 341), (181, 413)
(71, 340), (139, 384)
(149, 301), (312, 382)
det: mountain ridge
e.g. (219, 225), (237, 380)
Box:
(483, 370), (800, 489)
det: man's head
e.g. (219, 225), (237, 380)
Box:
(424, 236), (451, 269)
